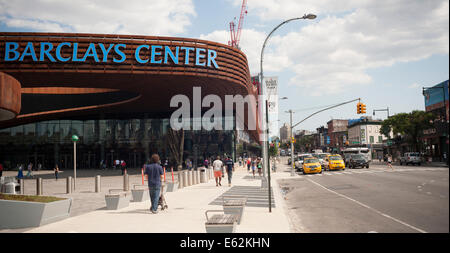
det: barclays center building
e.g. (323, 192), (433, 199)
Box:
(0, 33), (260, 170)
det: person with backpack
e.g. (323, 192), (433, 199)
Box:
(224, 156), (234, 187)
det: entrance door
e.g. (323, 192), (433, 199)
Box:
(60, 154), (73, 169)
(82, 153), (96, 169)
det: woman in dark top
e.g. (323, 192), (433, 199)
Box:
(144, 154), (164, 214)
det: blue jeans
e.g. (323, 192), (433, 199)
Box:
(227, 170), (233, 184)
(149, 186), (161, 212)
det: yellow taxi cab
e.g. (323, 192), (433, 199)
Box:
(302, 157), (322, 174)
(326, 154), (345, 171)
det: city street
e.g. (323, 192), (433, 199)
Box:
(278, 158), (449, 233)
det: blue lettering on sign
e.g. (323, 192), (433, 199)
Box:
(99, 43), (114, 62)
(135, 45), (149, 64)
(19, 42), (37, 61)
(4, 42), (20, 61)
(2, 42), (220, 69)
(56, 42), (71, 62)
(39, 42), (56, 62)
(113, 44), (126, 63)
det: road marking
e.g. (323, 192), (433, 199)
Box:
(307, 178), (427, 233)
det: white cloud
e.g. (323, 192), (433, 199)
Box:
(219, 0), (449, 95)
(408, 83), (420, 89)
(0, 0), (196, 35)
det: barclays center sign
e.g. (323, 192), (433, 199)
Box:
(2, 42), (220, 69)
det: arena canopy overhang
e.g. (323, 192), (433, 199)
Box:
(0, 32), (260, 141)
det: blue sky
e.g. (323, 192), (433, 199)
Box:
(1, 0), (448, 135)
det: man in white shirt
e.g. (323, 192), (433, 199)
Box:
(213, 156), (223, 187)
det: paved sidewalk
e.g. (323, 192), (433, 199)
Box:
(20, 164), (293, 233)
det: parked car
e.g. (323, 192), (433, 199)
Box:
(348, 154), (369, 169)
(399, 152), (421, 166)
(325, 154), (346, 171)
(302, 157), (322, 174)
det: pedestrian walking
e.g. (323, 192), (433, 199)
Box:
(238, 156), (242, 167)
(203, 158), (209, 169)
(54, 164), (59, 180)
(26, 162), (33, 178)
(17, 164), (24, 180)
(186, 159), (192, 171)
(224, 156), (234, 187)
(213, 156), (223, 186)
(144, 154), (164, 214)
(257, 158), (262, 177)
(251, 158), (257, 178)
(387, 154), (393, 170)
(0, 162), (3, 178)
(247, 158), (251, 172)
(121, 160), (126, 174)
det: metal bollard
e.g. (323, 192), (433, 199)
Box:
(196, 170), (200, 184)
(20, 179), (24, 194)
(36, 177), (43, 196)
(194, 170), (199, 185)
(182, 170), (188, 187)
(123, 174), (129, 191)
(66, 176), (72, 194)
(178, 171), (184, 189)
(187, 170), (192, 186)
(192, 171), (196, 185)
(95, 175), (101, 193)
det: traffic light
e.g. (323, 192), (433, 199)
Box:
(356, 102), (366, 114)
(360, 103), (366, 114)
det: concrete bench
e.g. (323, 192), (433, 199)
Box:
(222, 196), (247, 225)
(205, 210), (238, 233)
(131, 185), (149, 202)
(105, 189), (131, 210)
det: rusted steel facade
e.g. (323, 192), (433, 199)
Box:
(0, 32), (260, 139)
(0, 72), (21, 120)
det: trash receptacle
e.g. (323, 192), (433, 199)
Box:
(4, 182), (18, 194)
(200, 169), (207, 183)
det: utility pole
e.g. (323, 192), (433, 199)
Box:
(288, 110), (295, 176)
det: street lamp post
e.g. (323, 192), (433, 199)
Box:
(260, 13), (316, 212)
(288, 109), (295, 176)
(71, 135), (79, 191)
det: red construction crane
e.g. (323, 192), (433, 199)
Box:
(228, 0), (247, 49)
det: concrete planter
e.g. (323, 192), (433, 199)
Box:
(166, 181), (179, 192)
(105, 191), (130, 210)
(0, 197), (72, 229)
(131, 186), (149, 202)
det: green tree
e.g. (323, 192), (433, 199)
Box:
(296, 135), (315, 152)
(380, 110), (434, 152)
(269, 144), (278, 157)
